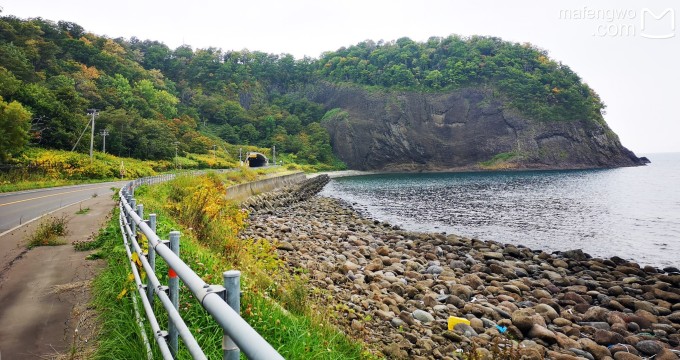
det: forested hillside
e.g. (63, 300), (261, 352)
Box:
(0, 15), (332, 165)
(0, 14), (609, 165)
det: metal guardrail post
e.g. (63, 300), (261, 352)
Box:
(169, 231), (180, 357)
(136, 204), (146, 298)
(130, 199), (137, 238)
(136, 204), (144, 226)
(223, 271), (241, 360)
(147, 213), (157, 303)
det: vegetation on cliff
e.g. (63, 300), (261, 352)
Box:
(1, 14), (607, 167)
(318, 36), (606, 122)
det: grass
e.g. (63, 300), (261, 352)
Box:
(27, 214), (69, 249)
(479, 151), (520, 169)
(0, 176), (111, 193)
(90, 214), (160, 360)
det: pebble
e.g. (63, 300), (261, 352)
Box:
(238, 176), (680, 359)
(412, 309), (434, 323)
(634, 339), (663, 356)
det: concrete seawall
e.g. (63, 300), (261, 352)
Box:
(225, 171), (306, 202)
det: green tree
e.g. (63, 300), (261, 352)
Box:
(0, 96), (32, 162)
(0, 67), (21, 97)
(282, 114), (302, 134)
(238, 123), (260, 145)
(0, 43), (34, 81)
(17, 83), (84, 149)
(218, 124), (240, 144)
(424, 70), (443, 89)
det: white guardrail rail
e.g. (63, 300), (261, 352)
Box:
(118, 172), (284, 360)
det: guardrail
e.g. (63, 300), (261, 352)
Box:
(118, 172), (284, 360)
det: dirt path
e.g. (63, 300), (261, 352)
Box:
(0, 194), (116, 359)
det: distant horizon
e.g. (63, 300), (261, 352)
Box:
(1, 0), (678, 154)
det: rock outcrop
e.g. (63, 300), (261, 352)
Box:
(308, 83), (644, 171)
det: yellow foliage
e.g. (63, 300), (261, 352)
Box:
(79, 64), (100, 80)
(103, 39), (126, 57)
(79, 36), (92, 46)
(13, 148), (158, 180)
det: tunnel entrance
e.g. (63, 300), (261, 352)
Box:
(247, 152), (268, 167)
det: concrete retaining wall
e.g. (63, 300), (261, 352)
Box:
(225, 171), (306, 202)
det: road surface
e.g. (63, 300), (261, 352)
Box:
(0, 182), (124, 234)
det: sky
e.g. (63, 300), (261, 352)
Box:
(2, 0), (679, 154)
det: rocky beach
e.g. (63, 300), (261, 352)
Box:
(240, 176), (680, 360)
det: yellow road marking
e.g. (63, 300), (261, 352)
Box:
(0, 185), (112, 207)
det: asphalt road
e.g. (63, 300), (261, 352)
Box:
(0, 181), (124, 234)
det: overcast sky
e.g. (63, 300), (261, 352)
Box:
(2, 0), (679, 154)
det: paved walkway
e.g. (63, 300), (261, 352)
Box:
(0, 194), (116, 359)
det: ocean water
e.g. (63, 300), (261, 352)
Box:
(320, 153), (680, 268)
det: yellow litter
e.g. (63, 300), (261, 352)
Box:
(448, 316), (471, 330)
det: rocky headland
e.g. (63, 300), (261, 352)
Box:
(240, 176), (680, 360)
(307, 83), (646, 172)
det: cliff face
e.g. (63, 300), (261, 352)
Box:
(308, 83), (643, 171)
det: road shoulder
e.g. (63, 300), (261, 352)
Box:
(0, 195), (116, 359)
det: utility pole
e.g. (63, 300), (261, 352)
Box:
(173, 141), (179, 169)
(239, 148), (243, 166)
(87, 109), (99, 161)
(272, 145), (276, 166)
(212, 144), (216, 167)
(100, 129), (109, 153)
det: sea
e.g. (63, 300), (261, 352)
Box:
(320, 153), (680, 269)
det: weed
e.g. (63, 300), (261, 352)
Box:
(27, 215), (69, 249)
(86, 251), (105, 260)
(74, 221), (115, 251)
(76, 206), (90, 215)
(110, 187), (120, 201)
(454, 335), (521, 360)
(277, 275), (309, 316)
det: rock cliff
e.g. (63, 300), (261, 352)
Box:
(308, 83), (644, 171)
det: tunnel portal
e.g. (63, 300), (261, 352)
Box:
(247, 152), (268, 167)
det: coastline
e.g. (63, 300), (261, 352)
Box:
(241, 176), (680, 360)
(308, 161), (650, 180)
(308, 163), (643, 182)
